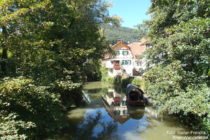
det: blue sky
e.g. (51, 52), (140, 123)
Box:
(106, 0), (151, 28)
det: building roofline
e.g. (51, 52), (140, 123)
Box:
(111, 40), (131, 50)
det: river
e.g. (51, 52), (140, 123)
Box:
(48, 81), (195, 140)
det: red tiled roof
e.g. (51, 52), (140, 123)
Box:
(128, 42), (145, 59)
(128, 38), (148, 59)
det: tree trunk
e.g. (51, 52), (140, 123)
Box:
(1, 26), (8, 75)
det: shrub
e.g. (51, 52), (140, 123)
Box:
(144, 61), (184, 107)
(52, 79), (84, 107)
(144, 61), (210, 133)
(0, 77), (65, 139)
(112, 76), (133, 92)
(131, 77), (148, 91)
(100, 65), (109, 81)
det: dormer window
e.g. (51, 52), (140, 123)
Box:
(122, 51), (129, 55)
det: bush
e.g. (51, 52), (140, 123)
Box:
(144, 61), (184, 106)
(131, 77), (148, 91)
(0, 113), (35, 140)
(113, 76), (133, 92)
(0, 77), (65, 139)
(144, 61), (210, 134)
(82, 60), (102, 81)
(52, 79), (84, 107)
(100, 65), (109, 81)
(106, 76), (115, 84)
(100, 65), (115, 84)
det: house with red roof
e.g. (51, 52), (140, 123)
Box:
(103, 37), (150, 77)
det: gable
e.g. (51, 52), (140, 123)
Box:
(114, 46), (130, 50)
(111, 41), (130, 50)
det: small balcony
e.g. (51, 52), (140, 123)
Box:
(114, 65), (121, 70)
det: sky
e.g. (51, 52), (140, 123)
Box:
(107, 0), (151, 28)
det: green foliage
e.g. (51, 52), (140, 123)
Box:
(0, 0), (116, 83)
(100, 65), (114, 83)
(0, 0), (117, 138)
(135, 22), (149, 38)
(162, 85), (209, 115)
(144, 61), (183, 105)
(82, 60), (102, 82)
(52, 78), (84, 107)
(131, 77), (148, 91)
(0, 113), (35, 140)
(103, 76), (115, 84)
(0, 77), (65, 139)
(145, 0), (210, 132)
(145, 61), (209, 116)
(202, 115), (210, 134)
(113, 76), (133, 92)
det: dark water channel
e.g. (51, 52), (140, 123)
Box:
(48, 81), (196, 140)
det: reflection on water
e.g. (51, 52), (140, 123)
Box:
(74, 108), (150, 140)
(47, 81), (191, 140)
(72, 108), (116, 140)
(102, 88), (129, 124)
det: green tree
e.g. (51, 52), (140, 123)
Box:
(0, 0), (119, 82)
(144, 0), (210, 132)
(0, 0), (119, 139)
(0, 77), (65, 139)
(135, 22), (149, 38)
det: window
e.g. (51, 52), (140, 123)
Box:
(122, 50), (129, 55)
(121, 60), (131, 65)
(122, 101), (126, 106)
(123, 110), (127, 115)
(116, 50), (120, 55)
(114, 110), (120, 115)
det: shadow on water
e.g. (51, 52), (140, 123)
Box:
(46, 81), (194, 140)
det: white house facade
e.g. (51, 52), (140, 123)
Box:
(103, 38), (149, 77)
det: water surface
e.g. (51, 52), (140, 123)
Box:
(49, 81), (194, 140)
